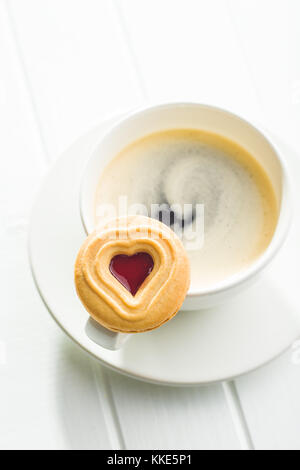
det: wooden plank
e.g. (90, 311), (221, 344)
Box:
(8, 0), (143, 158)
(107, 371), (240, 450)
(0, 1), (111, 449)
(228, 0), (300, 148)
(115, 0), (262, 121)
(236, 349), (300, 450)
(229, 0), (300, 450)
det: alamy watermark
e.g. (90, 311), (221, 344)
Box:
(96, 196), (205, 251)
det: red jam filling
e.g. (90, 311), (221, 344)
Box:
(109, 252), (154, 296)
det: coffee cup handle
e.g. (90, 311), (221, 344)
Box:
(85, 317), (130, 350)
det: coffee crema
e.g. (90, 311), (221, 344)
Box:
(95, 129), (278, 291)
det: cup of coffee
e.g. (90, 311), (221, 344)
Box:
(80, 103), (292, 312)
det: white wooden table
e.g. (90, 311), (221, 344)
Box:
(1, 0), (300, 450)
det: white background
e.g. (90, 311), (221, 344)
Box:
(1, 0), (300, 450)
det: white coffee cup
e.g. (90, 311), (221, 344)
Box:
(80, 103), (292, 348)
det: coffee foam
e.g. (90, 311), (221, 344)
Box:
(95, 129), (278, 291)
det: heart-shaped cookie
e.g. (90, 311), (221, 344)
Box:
(75, 216), (190, 333)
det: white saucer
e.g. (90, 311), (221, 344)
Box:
(29, 117), (300, 385)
